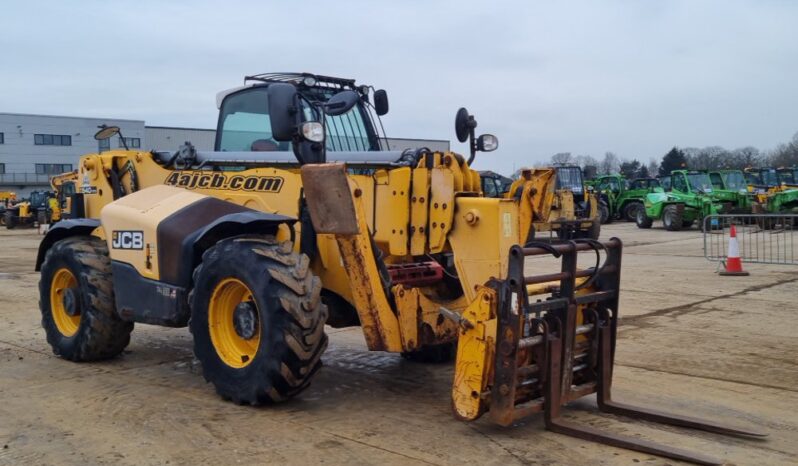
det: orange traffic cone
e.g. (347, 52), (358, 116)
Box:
(719, 224), (749, 276)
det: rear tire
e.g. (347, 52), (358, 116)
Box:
(5, 212), (15, 229)
(39, 236), (133, 361)
(623, 202), (643, 222)
(586, 219), (601, 240)
(663, 205), (684, 231)
(635, 208), (653, 229)
(599, 202), (611, 224)
(189, 236), (328, 404)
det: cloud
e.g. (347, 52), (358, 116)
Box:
(2, 0), (796, 174)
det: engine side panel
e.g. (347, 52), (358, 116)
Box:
(100, 185), (206, 281)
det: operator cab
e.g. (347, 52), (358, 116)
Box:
(672, 171), (713, 194)
(629, 178), (660, 190)
(554, 165), (587, 202)
(777, 168), (797, 185)
(215, 73), (386, 154)
(744, 168), (779, 191)
(554, 165), (592, 217)
(596, 176), (622, 193)
(479, 171), (512, 198)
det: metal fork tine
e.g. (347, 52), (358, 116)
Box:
(595, 323), (767, 438)
(546, 418), (723, 465)
(599, 400), (768, 438)
(544, 333), (723, 465)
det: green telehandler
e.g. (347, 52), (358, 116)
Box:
(590, 174), (660, 223)
(707, 170), (752, 213)
(637, 170), (723, 231)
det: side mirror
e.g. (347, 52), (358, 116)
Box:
(374, 89), (389, 116)
(94, 125), (120, 140)
(267, 83), (300, 141)
(325, 90), (359, 116)
(454, 108), (475, 143)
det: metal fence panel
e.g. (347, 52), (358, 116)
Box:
(704, 214), (797, 265)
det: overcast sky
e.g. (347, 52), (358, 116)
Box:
(2, 0), (796, 174)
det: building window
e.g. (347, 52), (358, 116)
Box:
(34, 134), (72, 146)
(0, 132), (4, 144)
(0, 163), (5, 174)
(35, 163), (72, 175)
(99, 138), (110, 152)
(119, 137), (141, 149)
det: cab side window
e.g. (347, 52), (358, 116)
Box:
(709, 173), (723, 189)
(672, 175), (688, 193)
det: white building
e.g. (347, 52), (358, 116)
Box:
(0, 113), (214, 196)
(145, 126), (216, 153)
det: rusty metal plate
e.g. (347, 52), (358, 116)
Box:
(300, 163), (359, 235)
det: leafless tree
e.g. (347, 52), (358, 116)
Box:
(599, 151), (620, 175)
(550, 152), (573, 165)
(647, 158), (659, 177)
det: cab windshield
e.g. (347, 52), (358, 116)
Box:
(721, 172), (747, 191)
(631, 178), (659, 190)
(555, 167), (584, 193)
(760, 169), (779, 187)
(686, 173), (713, 192)
(598, 177), (621, 192)
(777, 169), (796, 185)
(29, 192), (47, 207)
(216, 86), (376, 152)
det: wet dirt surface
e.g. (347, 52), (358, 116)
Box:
(1, 223), (796, 465)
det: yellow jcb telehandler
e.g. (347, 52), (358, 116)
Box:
(36, 73), (763, 465)
(504, 165), (601, 241)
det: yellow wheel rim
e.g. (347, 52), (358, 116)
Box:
(208, 278), (261, 368)
(50, 267), (80, 337)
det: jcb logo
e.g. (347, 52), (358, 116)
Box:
(112, 231), (144, 250)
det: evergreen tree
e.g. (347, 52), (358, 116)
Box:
(659, 147), (688, 176)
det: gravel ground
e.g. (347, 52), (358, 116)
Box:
(0, 222), (796, 465)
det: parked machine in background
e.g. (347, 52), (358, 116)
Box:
(740, 168), (798, 214)
(4, 190), (54, 229)
(706, 169), (752, 213)
(49, 170), (79, 223)
(776, 167), (797, 187)
(637, 170), (723, 231)
(478, 170), (513, 198)
(505, 164), (601, 240)
(590, 174), (660, 222)
(0, 191), (17, 226)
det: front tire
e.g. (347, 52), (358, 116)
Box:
(189, 236), (328, 404)
(635, 208), (653, 229)
(5, 212), (15, 229)
(662, 205), (684, 231)
(623, 202), (643, 222)
(39, 236), (133, 361)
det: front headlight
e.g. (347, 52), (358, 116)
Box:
(301, 122), (324, 143)
(477, 134), (499, 152)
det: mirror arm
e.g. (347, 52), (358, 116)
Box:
(467, 127), (477, 165)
